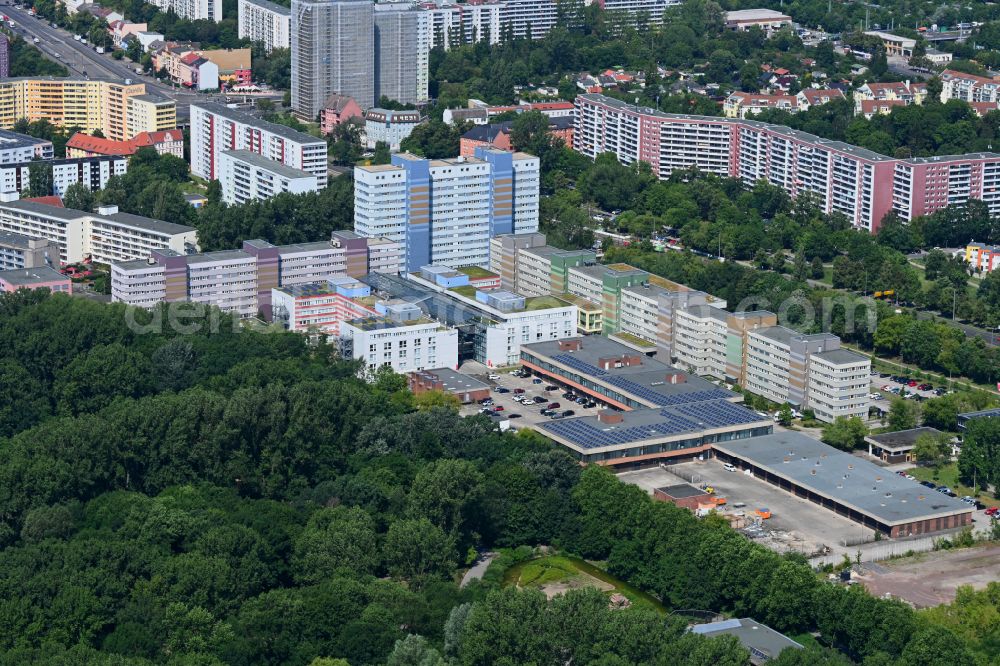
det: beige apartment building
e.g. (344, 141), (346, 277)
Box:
(0, 78), (176, 141)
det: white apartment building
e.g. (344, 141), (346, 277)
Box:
(218, 150), (319, 204)
(516, 245), (558, 297)
(190, 103), (328, 187)
(354, 148), (540, 272)
(0, 156), (128, 197)
(0, 231), (59, 271)
(422, 1), (503, 50)
(148, 0), (222, 21)
(743, 326), (869, 422)
(364, 109), (422, 150)
(618, 283), (721, 356)
(808, 349), (871, 422)
(237, 0), (290, 51)
(186, 250), (259, 317)
(940, 69), (1000, 104)
(601, 0), (677, 24)
(366, 236), (403, 274)
(0, 129), (53, 164)
(51, 156), (128, 197)
(566, 264), (605, 304)
(672, 304), (728, 378)
(0, 200), (196, 264)
(341, 315), (459, 374)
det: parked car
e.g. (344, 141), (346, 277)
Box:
(575, 396), (588, 404)
(545, 385), (558, 391)
(920, 481), (937, 488)
(513, 388), (525, 394)
(540, 409), (554, 416)
(532, 378), (542, 384)
(908, 380), (919, 387)
(584, 401), (597, 408)
(918, 383), (932, 391)
(935, 486), (951, 494)
(547, 402), (561, 409)
(905, 474), (915, 481)
(724, 463), (737, 472)
(881, 385), (892, 391)
(562, 410), (575, 417)
(562, 392), (575, 400)
(494, 387), (510, 393)
(507, 413), (522, 419)
(985, 507), (999, 517)
(492, 405), (504, 412)
(549, 413), (565, 420)
(533, 396), (546, 404)
(477, 398), (491, 404)
(487, 373), (501, 380)
(869, 392), (882, 400)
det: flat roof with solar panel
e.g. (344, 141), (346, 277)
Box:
(538, 399), (772, 461)
(521, 336), (739, 409)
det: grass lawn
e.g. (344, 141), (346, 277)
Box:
(903, 463), (998, 507)
(503, 555), (667, 613)
(449, 285), (478, 299)
(458, 265), (498, 279)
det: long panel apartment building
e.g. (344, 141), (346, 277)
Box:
(575, 93), (1000, 231)
(0, 79), (176, 141)
(112, 231), (400, 318)
(149, 0), (222, 21)
(190, 103), (328, 187)
(0, 200), (196, 265)
(354, 147), (540, 272)
(0, 156), (128, 197)
(218, 150), (319, 204)
(0, 129), (53, 163)
(0, 231), (60, 271)
(237, 0), (290, 51)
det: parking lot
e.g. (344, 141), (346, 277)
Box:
(457, 362), (603, 430)
(619, 459), (869, 559)
(868, 372), (947, 412)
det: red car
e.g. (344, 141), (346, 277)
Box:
(986, 507), (999, 517)
(908, 380), (918, 387)
(513, 388), (525, 394)
(492, 405), (504, 412)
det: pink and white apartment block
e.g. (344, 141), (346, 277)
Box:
(574, 93), (1000, 232)
(271, 276), (379, 334)
(189, 102), (328, 187)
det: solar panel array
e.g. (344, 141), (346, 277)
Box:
(600, 377), (733, 407)
(668, 400), (766, 429)
(552, 353), (607, 376)
(544, 412), (703, 449)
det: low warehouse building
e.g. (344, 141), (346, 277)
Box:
(408, 368), (490, 404)
(864, 427), (945, 463)
(653, 484), (715, 511)
(713, 432), (973, 537)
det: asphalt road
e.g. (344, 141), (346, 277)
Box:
(2, 4), (280, 121)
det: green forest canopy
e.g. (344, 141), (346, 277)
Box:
(0, 289), (995, 665)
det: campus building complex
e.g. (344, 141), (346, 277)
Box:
(354, 147), (540, 272)
(237, 0), (290, 51)
(0, 201), (196, 265)
(340, 303), (459, 373)
(575, 93), (1000, 231)
(189, 103), (328, 188)
(365, 270), (577, 368)
(111, 231), (401, 318)
(0, 79), (176, 141)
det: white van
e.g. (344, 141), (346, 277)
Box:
(723, 463), (737, 472)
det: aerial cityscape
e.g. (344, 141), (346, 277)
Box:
(0, 0), (998, 663)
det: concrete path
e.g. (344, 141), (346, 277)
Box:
(460, 552), (497, 588)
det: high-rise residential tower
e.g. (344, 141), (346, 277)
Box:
(291, 0), (375, 120)
(373, 3), (430, 106)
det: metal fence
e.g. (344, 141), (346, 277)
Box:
(810, 535), (940, 567)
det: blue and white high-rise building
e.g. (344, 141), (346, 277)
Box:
(353, 146), (539, 272)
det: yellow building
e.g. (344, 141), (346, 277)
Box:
(0, 78), (176, 141)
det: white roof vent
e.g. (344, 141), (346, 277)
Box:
(97, 204), (119, 216)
